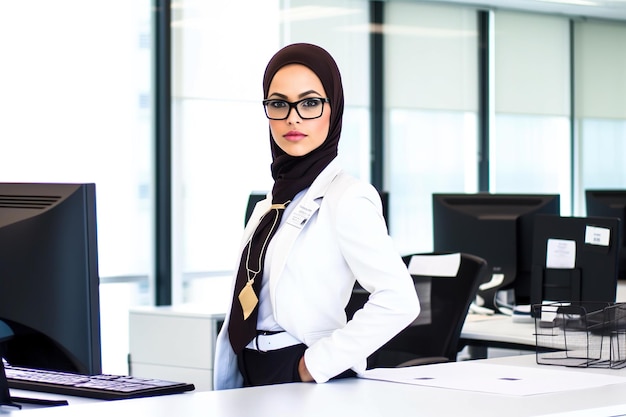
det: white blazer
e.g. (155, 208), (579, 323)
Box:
(213, 159), (420, 390)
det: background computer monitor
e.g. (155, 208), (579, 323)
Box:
(530, 214), (620, 306)
(432, 193), (560, 312)
(245, 190), (390, 227)
(245, 192), (266, 225)
(0, 182), (101, 375)
(585, 189), (626, 280)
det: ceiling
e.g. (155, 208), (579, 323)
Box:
(434, 0), (626, 20)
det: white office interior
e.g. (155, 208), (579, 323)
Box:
(1, 0), (626, 405)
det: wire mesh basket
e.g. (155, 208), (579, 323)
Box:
(533, 302), (626, 369)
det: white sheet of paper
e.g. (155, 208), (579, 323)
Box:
(359, 361), (626, 396)
(546, 238), (576, 269)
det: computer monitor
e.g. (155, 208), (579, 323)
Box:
(0, 182), (101, 375)
(432, 193), (560, 312)
(245, 190), (390, 227)
(585, 189), (626, 280)
(530, 214), (620, 306)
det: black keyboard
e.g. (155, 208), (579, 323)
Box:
(4, 365), (195, 400)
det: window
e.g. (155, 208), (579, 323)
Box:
(385, 2), (479, 254)
(491, 11), (571, 214)
(0, 0), (153, 374)
(574, 19), (626, 215)
(172, 0), (370, 304)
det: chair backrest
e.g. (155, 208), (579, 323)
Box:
(345, 252), (487, 368)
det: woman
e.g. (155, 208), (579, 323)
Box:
(213, 43), (420, 390)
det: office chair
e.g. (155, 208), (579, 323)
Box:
(345, 252), (487, 368)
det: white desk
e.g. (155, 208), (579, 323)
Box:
(2, 389), (100, 412)
(7, 355), (626, 417)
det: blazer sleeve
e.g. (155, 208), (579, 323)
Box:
(304, 180), (421, 382)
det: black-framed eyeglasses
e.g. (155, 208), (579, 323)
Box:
(262, 97), (330, 120)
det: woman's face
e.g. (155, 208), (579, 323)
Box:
(266, 64), (331, 157)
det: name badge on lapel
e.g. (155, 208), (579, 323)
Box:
(286, 201), (317, 229)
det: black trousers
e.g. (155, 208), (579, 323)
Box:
(238, 344), (306, 387)
(237, 344), (356, 387)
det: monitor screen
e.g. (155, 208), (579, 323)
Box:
(0, 182), (101, 375)
(432, 193), (560, 312)
(585, 189), (626, 280)
(530, 214), (620, 306)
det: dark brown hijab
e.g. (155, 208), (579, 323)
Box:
(263, 42), (344, 204)
(228, 44), (344, 354)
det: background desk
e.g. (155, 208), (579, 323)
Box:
(127, 282), (626, 389)
(460, 314), (536, 358)
(8, 355), (626, 417)
(128, 304), (225, 391)
(460, 282), (626, 359)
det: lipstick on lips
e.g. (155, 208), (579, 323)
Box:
(283, 130), (307, 142)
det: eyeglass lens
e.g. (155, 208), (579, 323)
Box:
(264, 98), (325, 120)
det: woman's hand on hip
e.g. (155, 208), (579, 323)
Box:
(298, 356), (314, 382)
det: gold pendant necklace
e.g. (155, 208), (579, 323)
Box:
(238, 202), (289, 320)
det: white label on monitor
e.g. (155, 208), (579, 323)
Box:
(584, 225), (610, 247)
(546, 238), (576, 269)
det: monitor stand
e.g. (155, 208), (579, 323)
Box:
(0, 357), (20, 409)
(0, 343), (67, 408)
(0, 322), (20, 409)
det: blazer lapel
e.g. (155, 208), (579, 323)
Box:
(268, 161), (343, 300)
